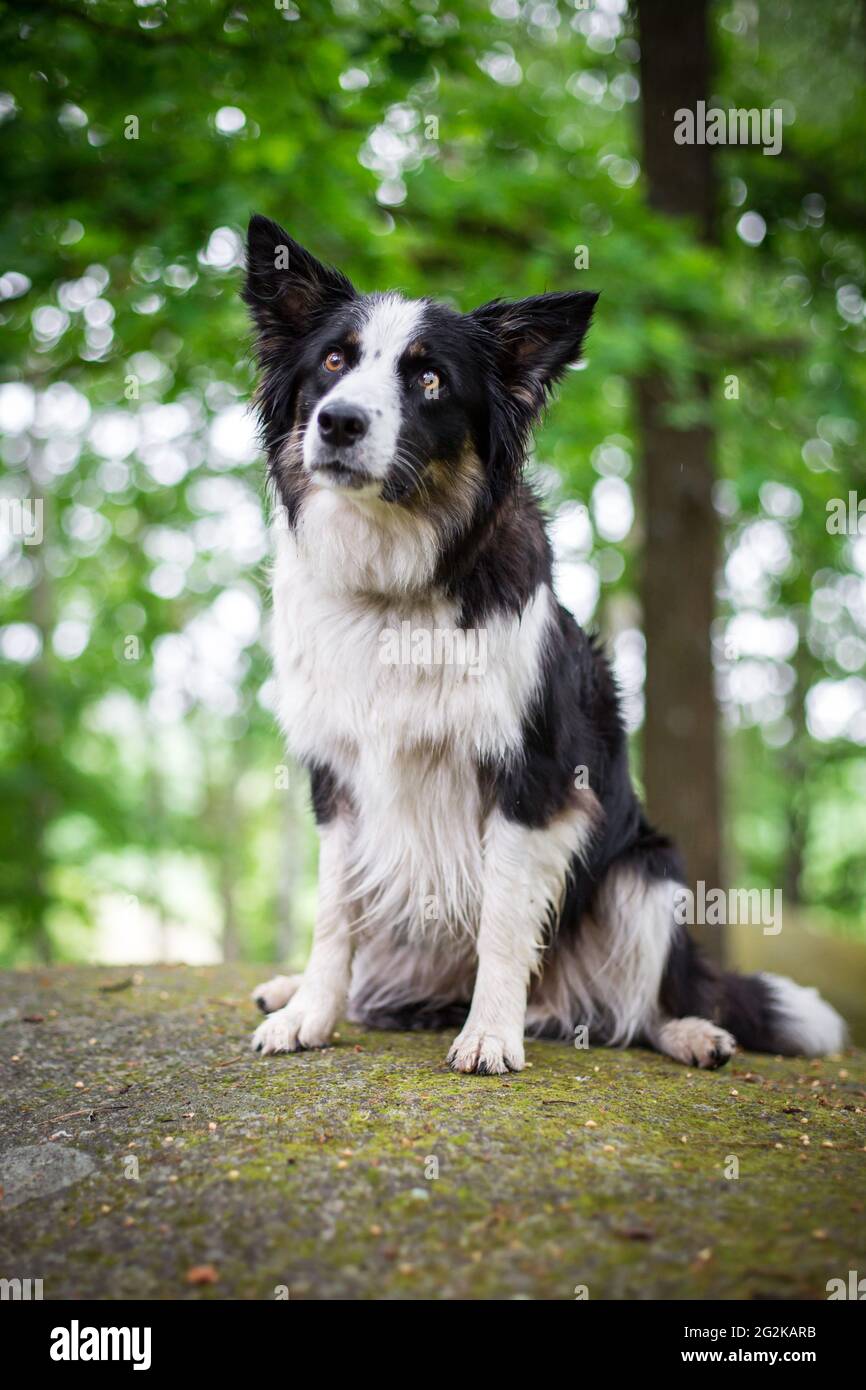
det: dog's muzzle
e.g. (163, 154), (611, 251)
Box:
(309, 402), (373, 489)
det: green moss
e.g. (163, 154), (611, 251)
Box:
(1, 964), (863, 1299)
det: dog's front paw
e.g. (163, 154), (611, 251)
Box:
(448, 1025), (525, 1075)
(251, 974), (302, 1015)
(251, 997), (337, 1055)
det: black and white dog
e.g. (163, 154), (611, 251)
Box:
(243, 214), (845, 1074)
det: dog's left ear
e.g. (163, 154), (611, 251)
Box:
(243, 213), (355, 342)
(468, 291), (599, 414)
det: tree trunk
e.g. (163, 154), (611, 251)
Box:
(781, 620), (812, 906)
(636, 0), (724, 961)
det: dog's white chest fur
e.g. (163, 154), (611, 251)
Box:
(271, 520), (553, 936)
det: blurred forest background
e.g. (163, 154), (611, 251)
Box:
(0, 0), (864, 1027)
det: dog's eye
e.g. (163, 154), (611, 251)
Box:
(324, 350), (344, 372)
(419, 369), (441, 396)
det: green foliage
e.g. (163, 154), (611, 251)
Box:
(0, 0), (864, 963)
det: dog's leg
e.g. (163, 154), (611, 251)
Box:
(252, 819), (353, 1054)
(448, 811), (586, 1075)
(529, 852), (738, 1066)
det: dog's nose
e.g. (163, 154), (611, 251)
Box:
(318, 402), (369, 448)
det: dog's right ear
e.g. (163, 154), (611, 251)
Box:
(243, 214), (355, 340)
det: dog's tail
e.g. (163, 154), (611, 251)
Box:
(720, 970), (847, 1057)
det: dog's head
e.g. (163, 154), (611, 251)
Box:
(243, 214), (597, 541)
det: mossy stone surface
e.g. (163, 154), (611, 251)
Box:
(1, 965), (864, 1300)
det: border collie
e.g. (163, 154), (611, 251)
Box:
(243, 214), (846, 1074)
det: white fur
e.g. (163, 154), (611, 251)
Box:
(272, 527), (556, 942)
(251, 974), (301, 1013)
(303, 294), (424, 486)
(651, 1017), (736, 1069)
(347, 935), (476, 1025)
(295, 485), (443, 594)
(265, 509), (686, 1066)
(761, 973), (847, 1056)
(449, 809), (594, 1073)
(263, 510), (572, 1066)
(526, 866), (677, 1045)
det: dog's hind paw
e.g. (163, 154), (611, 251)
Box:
(656, 1017), (737, 1070)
